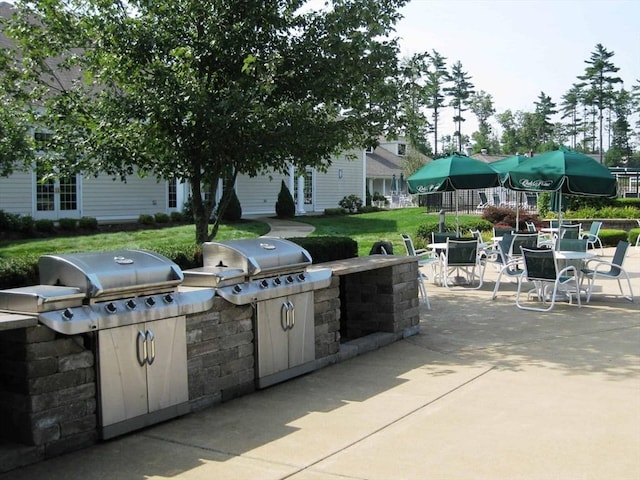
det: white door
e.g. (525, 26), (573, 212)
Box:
(35, 167), (81, 219)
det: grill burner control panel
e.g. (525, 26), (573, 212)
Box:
(216, 268), (332, 305)
(37, 289), (214, 335)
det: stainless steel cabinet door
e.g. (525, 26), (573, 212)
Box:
(256, 292), (314, 379)
(98, 316), (188, 428)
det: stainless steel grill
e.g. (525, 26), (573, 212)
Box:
(0, 249), (214, 335)
(0, 249), (215, 439)
(184, 238), (332, 304)
(183, 238), (332, 388)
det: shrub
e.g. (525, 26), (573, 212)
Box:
(599, 229), (629, 246)
(79, 216), (98, 230)
(154, 212), (170, 224)
(16, 215), (34, 234)
(288, 236), (357, 263)
(221, 188), (242, 221)
(628, 228), (640, 245)
(358, 205), (384, 214)
(170, 211), (184, 223)
(138, 214), (155, 225)
(338, 194), (363, 213)
(0, 210), (20, 231)
(58, 218), (78, 231)
(324, 208), (346, 216)
(275, 180), (295, 218)
(0, 255), (40, 289)
(34, 219), (55, 233)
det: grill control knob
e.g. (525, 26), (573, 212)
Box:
(233, 285), (243, 293)
(62, 308), (74, 320)
(273, 277), (282, 286)
(259, 279), (269, 289)
(163, 293), (174, 304)
(105, 302), (117, 314)
(297, 273), (306, 282)
(126, 299), (137, 310)
(285, 275), (294, 284)
(145, 297), (156, 307)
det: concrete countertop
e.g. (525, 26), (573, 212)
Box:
(311, 255), (417, 276)
(0, 312), (38, 331)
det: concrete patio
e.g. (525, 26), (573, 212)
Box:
(1, 245), (638, 479)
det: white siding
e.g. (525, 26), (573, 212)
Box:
(236, 174), (288, 215)
(314, 149), (364, 211)
(82, 174), (168, 220)
(0, 171), (33, 215)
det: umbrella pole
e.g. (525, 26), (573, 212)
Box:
(555, 193), (563, 251)
(455, 194), (460, 236)
(516, 191), (520, 232)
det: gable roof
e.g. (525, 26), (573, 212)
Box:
(366, 146), (404, 178)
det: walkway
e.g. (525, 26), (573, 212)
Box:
(255, 215), (316, 239)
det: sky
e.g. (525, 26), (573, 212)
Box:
(394, 0), (640, 139)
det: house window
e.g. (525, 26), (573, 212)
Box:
(58, 176), (77, 211)
(168, 179), (177, 208)
(36, 177), (55, 211)
(304, 170), (313, 205)
(397, 143), (406, 156)
(36, 163), (77, 211)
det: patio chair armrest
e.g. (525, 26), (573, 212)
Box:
(558, 264), (579, 279)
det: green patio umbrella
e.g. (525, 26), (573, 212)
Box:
(408, 154), (500, 234)
(501, 147), (617, 246)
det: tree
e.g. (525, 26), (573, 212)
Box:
(469, 90), (495, 153)
(2, 0), (407, 243)
(560, 84), (582, 149)
(399, 52), (431, 155)
(0, 45), (34, 176)
(533, 91), (557, 147)
(577, 44), (622, 163)
(444, 60), (474, 152)
(605, 88), (634, 166)
(423, 50), (449, 156)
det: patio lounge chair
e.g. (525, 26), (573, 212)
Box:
(401, 234), (437, 309)
(476, 192), (490, 211)
(439, 238), (484, 289)
(491, 233), (539, 299)
(580, 240), (634, 303)
(516, 247), (582, 312)
(559, 223), (581, 240)
(580, 221), (603, 255)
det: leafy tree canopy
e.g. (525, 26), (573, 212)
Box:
(2, 0), (407, 242)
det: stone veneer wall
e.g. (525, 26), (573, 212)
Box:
(185, 298), (256, 410)
(185, 279), (342, 410)
(0, 326), (97, 461)
(337, 260), (420, 341)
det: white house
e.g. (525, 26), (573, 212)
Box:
(0, 138), (418, 221)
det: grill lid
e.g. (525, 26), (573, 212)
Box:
(38, 249), (184, 298)
(201, 239), (312, 277)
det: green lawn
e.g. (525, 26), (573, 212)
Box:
(0, 221), (269, 259)
(301, 208), (480, 256)
(0, 209), (481, 259)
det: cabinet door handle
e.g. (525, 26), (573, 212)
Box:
(136, 330), (147, 366)
(287, 301), (295, 329)
(281, 302), (289, 331)
(146, 329), (155, 365)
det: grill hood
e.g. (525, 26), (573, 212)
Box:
(200, 239), (312, 278)
(38, 249), (184, 298)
